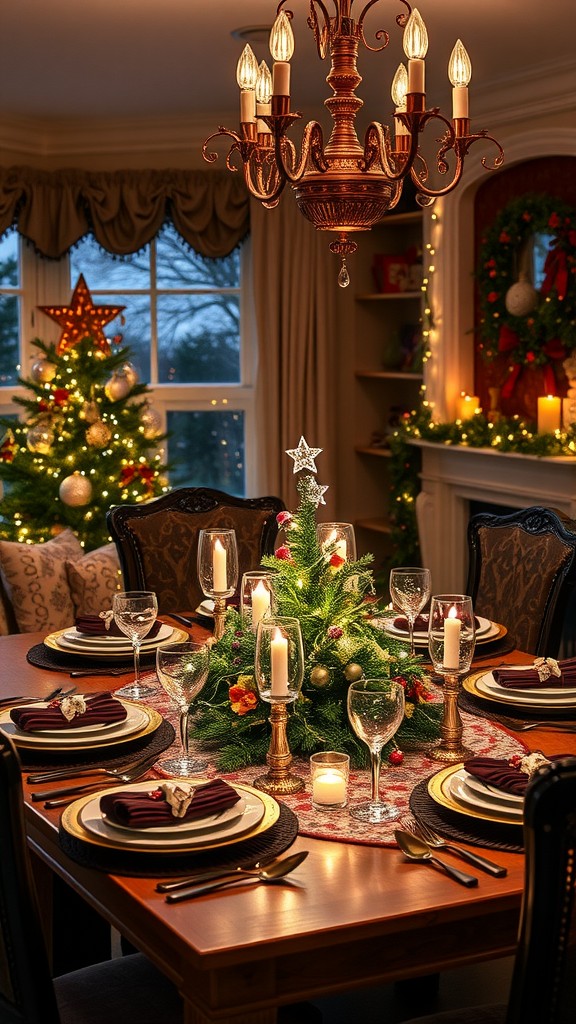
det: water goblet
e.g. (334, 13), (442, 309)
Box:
(347, 678), (405, 823)
(389, 567), (431, 655)
(112, 590), (158, 699)
(252, 616), (305, 795)
(155, 640), (210, 776)
(197, 528), (238, 640)
(428, 594), (476, 762)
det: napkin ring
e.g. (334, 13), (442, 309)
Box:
(99, 609), (115, 630)
(533, 657), (561, 682)
(509, 752), (551, 777)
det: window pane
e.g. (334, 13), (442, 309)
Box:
(103, 293), (151, 383)
(156, 227), (240, 289)
(167, 410), (245, 495)
(0, 233), (18, 285)
(71, 239), (151, 289)
(158, 294), (240, 384)
(0, 296), (20, 386)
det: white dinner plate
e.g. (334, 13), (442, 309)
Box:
(427, 764), (524, 827)
(475, 668), (576, 707)
(58, 622), (174, 653)
(194, 600), (215, 619)
(0, 699), (152, 748)
(99, 794), (248, 838)
(377, 616), (502, 647)
(463, 771), (524, 807)
(44, 626), (189, 660)
(448, 769), (524, 821)
(77, 779), (268, 850)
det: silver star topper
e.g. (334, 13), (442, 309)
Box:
(286, 436), (323, 474)
(298, 474), (329, 507)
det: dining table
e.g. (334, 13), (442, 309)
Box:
(4, 617), (576, 1024)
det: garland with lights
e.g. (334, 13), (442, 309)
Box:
(477, 194), (576, 398)
(194, 440), (442, 772)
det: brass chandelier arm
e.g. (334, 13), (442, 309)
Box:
(272, 120), (329, 182)
(360, 120), (420, 180)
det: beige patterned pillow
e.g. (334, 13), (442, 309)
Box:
(0, 529), (83, 634)
(66, 543), (122, 616)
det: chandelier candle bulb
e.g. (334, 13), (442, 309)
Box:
(538, 395), (561, 434)
(448, 39), (472, 119)
(212, 538), (227, 592)
(270, 11), (294, 96)
(270, 627), (289, 697)
(403, 9), (428, 94)
(443, 609), (461, 670)
(236, 44), (258, 123)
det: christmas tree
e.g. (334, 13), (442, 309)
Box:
(194, 439), (442, 771)
(0, 275), (169, 550)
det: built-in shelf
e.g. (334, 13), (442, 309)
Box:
(356, 291), (422, 301)
(356, 371), (423, 381)
(355, 445), (392, 458)
(355, 518), (392, 535)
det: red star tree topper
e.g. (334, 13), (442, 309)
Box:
(38, 274), (125, 355)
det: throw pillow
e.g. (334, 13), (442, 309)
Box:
(0, 529), (83, 634)
(67, 543), (122, 616)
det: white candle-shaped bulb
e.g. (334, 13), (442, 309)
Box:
(443, 605), (461, 670)
(391, 63), (409, 139)
(448, 39), (472, 119)
(256, 59), (273, 134)
(236, 44), (258, 123)
(270, 626), (289, 697)
(213, 538), (227, 592)
(403, 9), (428, 94)
(270, 11), (294, 96)
(251, 580), (271, 631)
(327, 528), (347, 560)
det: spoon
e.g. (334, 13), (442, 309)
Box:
(164, 850), (309, 902)
(394, 830), (479, 887)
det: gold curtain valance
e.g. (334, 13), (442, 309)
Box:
(0, 167), (249, 259)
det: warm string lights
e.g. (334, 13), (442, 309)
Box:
(204, 2), (503, 283)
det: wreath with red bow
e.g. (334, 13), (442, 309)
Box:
(477, 194), (576, 398)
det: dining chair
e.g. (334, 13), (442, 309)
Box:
(465, 506), (576, 656)
(106, 487), (286, 615)
(0, 730), (184, 1024)
(401, 755), (576, 1024)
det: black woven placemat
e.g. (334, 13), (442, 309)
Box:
(409, 778), (523, 853)
(26, 643), (156, 674)
(58, 801), (299, 877)
(459, 688), (576, 727)
(18, 720), (175, 770)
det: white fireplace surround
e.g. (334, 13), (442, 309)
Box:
(414, 441), (576, 595)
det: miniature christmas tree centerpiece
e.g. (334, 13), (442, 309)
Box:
(194, 439), (442, 770)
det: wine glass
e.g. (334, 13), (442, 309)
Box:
(197, 528), (239, 640)
(112, 590), (158, 699)
(389, 567), (431, 655)
(240, 571), (276, 633)
(155, 640), (210, 776)
(347, 678), (405, 823)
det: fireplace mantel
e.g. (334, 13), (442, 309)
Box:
(413, 441), (576, 594)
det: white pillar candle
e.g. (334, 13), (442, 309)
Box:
(537, 395), (561, 434)
(251, 580), (270, 632)
(444, 610), (461, 670)
(457, 394), (480, 419)
(213, 538), (227, 592)
(270, 626), (289, 697)
(312, 770), (347, 806)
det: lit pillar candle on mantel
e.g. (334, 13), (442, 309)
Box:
(448, 39), (472, 120)
(212, 538), (227, 592)
(403, 8), (428, 95)
(251, 580), (271, 631)
(444, 607), (461, 670)
(270, 626), (289, 697)
(236, 44), (258, 124)
(457, 393), (480, 419)
(537, 395), (561, 434)
(269, 11), (294, 98)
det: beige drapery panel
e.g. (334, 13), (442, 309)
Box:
(250, 193), (339, 515)
(0, 167), (249, 258)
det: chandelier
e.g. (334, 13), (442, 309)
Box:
(203, 1), (504, 286)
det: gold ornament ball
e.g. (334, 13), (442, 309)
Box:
(59, 473), (93, 507)
(26, 424), (54, 455)
(344, 662), (363, 682)
(104, 373), (131, 402)
(504, 275), (539, 317)
(141, 406), (163, 439)
(30, 358), (57, 384)
(309, 665), (332, 689)
(85, 420), (112, 448)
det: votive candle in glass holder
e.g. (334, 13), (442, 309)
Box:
(317, 523), (357, 563)
(310, 751), (350, 810)
(240, 571), (276, 632)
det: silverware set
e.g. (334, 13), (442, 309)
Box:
(28, 750), (161, 808)
(157, 851), (309, 902)
(396, 814), (508, 886)
(0, 685), (76, 709)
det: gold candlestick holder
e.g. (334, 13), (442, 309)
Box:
(213, 596), (227, 641)
(433, 672), (474, 763)
(253, 700), (304, 795)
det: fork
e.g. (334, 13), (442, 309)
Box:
(0, 685), (74, 709)
(30, 751), (160, 803)
(503, 717), (576, 732)
(27, 748), (160, 785)
(409, 815), (508, 877)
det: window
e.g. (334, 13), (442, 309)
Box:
(0, 226), (255, 496)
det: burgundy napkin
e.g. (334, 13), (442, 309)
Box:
(99, 778), (241, 829)
(463, 756), (531, 795)
(75, 615), (162, 639)
(10, 692), (128, 732)
(492, 657), (576, 689)
(394, 613), (481, 632)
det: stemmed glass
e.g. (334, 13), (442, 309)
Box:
(155, 640), (210, 776)
(347, 678), (405, 823)
(197, 528), (239, 640)
(389, 567), (432, 655)
(428, 594), (476, 762)
(112, 590), (158, 699)
(240, 571), (276, 633)
(253, 616), (305, 795)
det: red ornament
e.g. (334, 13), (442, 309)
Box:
(389, 750), (404, 766)
(329, 552), (345, 568)
(275, 545), (292, 561)
(39, 274), (125, 356)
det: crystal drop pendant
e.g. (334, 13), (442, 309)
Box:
(338, 259), (350, 289)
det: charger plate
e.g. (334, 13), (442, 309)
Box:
(375, 618), (506, 649)
(0, 699), (162, 752)
(61, 779), (279, 855)
(463, 668), (576, 709)
(44, 626), (188, 660)
(427, 763), (523, 827)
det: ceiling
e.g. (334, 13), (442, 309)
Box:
(0, 0), (571, 127)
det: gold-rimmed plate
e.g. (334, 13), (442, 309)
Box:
(463, 668), (576, 709)
(375, 619), (507, 648)
(0, 699), (162, 751)
(427, 763), (523, 826)
(44, 626), (189, 660)
(61, 779), (279, 854)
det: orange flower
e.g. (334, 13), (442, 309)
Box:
(229, 679), (258, 716)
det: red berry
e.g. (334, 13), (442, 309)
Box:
(389, 750), (404, 766)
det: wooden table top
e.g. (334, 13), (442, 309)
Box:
(4, 625), (575, 1024)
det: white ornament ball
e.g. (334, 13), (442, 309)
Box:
(26, 424), (54, 455)
(30, 358), (57, 384)
(141, 406), (163, 440)
(105, 373), (131, 402)
(59, 473), (93, 507)
(121, 362), (139, 388)
(505, 275), (538, 317)
(85, 420), (112, 448)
